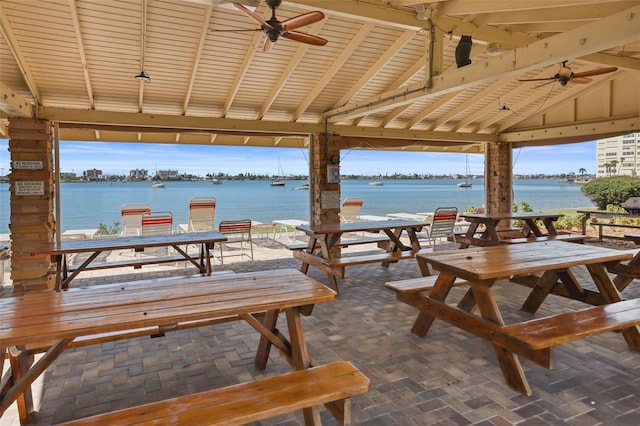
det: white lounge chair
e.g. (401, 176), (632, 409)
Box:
(177, 197), (216, 233)
(340, 198), (364, 223)
(120, 203), (151, 236)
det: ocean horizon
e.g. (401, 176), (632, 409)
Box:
(0, 178), (595, 235)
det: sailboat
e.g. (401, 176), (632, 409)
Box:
(457, 155), (472, 188)
(270, 158), (286, 186)
(152, 166), (165, 188)
(369, 166), (384, 186)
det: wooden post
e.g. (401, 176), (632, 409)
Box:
(8, 118), (55, 292)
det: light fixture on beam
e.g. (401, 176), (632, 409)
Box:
(415, 4), (431, 21)
(135, 0), (150, 83)
(135, 70), (151, 82)
(455, 35), (472, 68)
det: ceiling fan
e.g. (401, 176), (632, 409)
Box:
(232, 0), (327, 51)
(517, 61), (618, 86)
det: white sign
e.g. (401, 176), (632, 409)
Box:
(13, 160), (43, 170)
(14, 181), (45, 196)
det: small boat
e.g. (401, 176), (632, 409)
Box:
(271, 158), (286, 186)
(457, 155), (472, 187)
(368, 181), (384, 186)
(152, 181), (165, 188)
(211, 177), (222, 184)
(294, 183), (309, 190)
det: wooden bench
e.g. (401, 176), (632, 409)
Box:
(286, 235), (391, 251)
(594, 222), (640, 240)
(66, 254), (201, 272)
(385, 275), (469, 293)
(495, 298), (640, 368)
(499, 233), (588, 244)
(58, 361), (370, 426)
(323, 248), (433, 271)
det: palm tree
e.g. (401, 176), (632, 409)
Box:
(618, 157), (625, 175)
(610, 160), (619, 176)
(603, 162), (612, 176)
(578, 167), (586, 177)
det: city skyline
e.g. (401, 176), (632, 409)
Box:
(0, 139), (597, 177)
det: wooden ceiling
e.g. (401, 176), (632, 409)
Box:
(1, 0), (639, 154)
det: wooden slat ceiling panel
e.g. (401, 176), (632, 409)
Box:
(0, 38), (29, 100)
(6, 1), (86, 104)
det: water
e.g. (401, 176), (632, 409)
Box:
(0, 179), (594, 234)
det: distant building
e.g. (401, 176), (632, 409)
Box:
(85, 169), (102, 180)
(60, 172), (77, 180)
(596, 133), (640, 177)
(129, 169), (148, 179)
(158, 169), (178, 179)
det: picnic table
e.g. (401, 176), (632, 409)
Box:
(0, 269), (337, 424)
(386, 241), (640, 395)
(609, 232), (640, 291)
(31, 231), (228, 290)
(455, 212), (577, 248)
(293, 219), (430, 293)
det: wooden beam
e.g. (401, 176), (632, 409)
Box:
(503, 117), (640, 146)
(0, 82), (34, 117)
(324, 5), (640, 122)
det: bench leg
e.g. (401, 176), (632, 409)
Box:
(416, 256), (432, 277)
(587, 263), (640, 351)
(409, 272), (457, 336)
(613, 253), (640, 292)
(472, 282), (532, 395)
(520, 270), (561, 313)
(493, 344), (532, 396)
(325, 397), (352, 426)
(284, 308), (323, 425)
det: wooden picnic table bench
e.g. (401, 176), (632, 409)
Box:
(455, 212), (564, 248)
(31, 231), (228, 290)
(498, 233), (587, 244)
(285, 235), (391, 251)
(593, 222), (640, 240)
(293, 220), (431, 293)
(0, 269), (339, 425)
(58, 361), (370, 426)
(386, 241), (640, 395)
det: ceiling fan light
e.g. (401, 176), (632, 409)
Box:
(135, 70), (151, 83)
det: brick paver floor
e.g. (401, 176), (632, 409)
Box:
(1, 236), (639, 425)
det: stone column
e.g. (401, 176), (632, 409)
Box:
(8, 118), (55, 292)
(485, 141), (512, 215)
(310, 133), (341, 226)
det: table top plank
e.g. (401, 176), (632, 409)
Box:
(0, 269), (336, 347)
(418, 241), (632, 281)
(30, 231), (228, 255)
(297, 219), (426, 235)
(459, 212), (562, 221)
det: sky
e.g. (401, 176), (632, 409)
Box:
(0, 138), (597, 177)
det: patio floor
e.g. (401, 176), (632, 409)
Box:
(1, 236), (639, 425)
